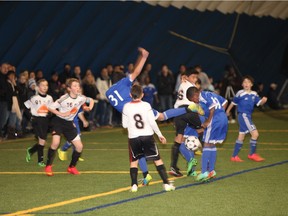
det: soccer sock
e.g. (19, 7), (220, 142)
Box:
(232, 140), (243, 157)
(209, 146), (217, 172)
(130, 167), (138, 186)
(179, 142), (194, 162)
(61, 141), (72, 151)
(156, 164), (169, 184)
(46, 148), (56, 166)
(249, 139), (257, 155)
(162, 108), (186, 120)
(69, 150), (81, 167)
(37, 144), (44, 162)
(139, 156), (148, 177)
(171, 142), (180, 168)
(29, 143), (38, 154)
(201, 147), (210, 173)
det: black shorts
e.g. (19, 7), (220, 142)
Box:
(32, 116), (49, 140)
(51, 116), (78, 142)
(129, 135), (160, 162)
(174, 111), (202, 135)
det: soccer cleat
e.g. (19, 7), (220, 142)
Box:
(230, 155), (244, 162)
(187, 158), (198, 176)
(38, 161), (46, 167)
(26, 147), (32, 162)
(78, 157), (84, 162)
(45, 165), (53, 176)
(142, 174), (152, 186)
(67, 166), (80, 175)
(188, 170), (198, 177)
(196, 171), (209, 182)
(57, 148), (68, 161)
(163, 183), (175, 192)
(194, 150), (202, 156)
(248, 153), (265, 162)
(208, 170), (217, 179)
(168, 167), (183, 177)
(130, 184), (138, 192)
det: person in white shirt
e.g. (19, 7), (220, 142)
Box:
(122, 84), (175, 192)
(45, 78), (94, 176)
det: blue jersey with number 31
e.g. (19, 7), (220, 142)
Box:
(106, 77), (133, 113)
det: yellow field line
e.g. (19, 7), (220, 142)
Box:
(4, 176), (182, 216)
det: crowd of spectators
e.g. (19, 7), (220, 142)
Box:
(0, 61), (283, 141)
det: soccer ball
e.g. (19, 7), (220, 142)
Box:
(184, 136), (201, 151)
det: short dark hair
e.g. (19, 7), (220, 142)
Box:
(186, 86), (200, 100)
(242, 75), (254, 84)
(130, 84), (143, 100)
(185, 67), (199, 77)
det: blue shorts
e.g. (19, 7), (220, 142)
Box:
(238, 113), (256, 134)
(203, 112), (228, 144)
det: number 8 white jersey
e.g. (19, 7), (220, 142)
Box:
(122, 100), (163, 139)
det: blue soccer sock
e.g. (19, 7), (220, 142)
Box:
(61, 141), (72, 151)
(209, 146), (217, 172)
(179, 142), (194, 162)
(249, 139), (257, 155)
(201, 147), (210, 173)
(232, 140), (243, 157)
(138, 156), (148, 175)
(162, 108), (187, 120)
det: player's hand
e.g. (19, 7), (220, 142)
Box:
(201, 121), (209, 129)
(159, 136), (167, 144)
(261, 97), (267, 104)
(226, 111), (230, 117)
(61, 111), (71, 117)
(83, 120), (89, 128)
(138, 47), (149, 58)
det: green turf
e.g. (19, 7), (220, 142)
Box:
(0, 109), (287, 215)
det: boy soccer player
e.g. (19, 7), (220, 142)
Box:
(25, 79), (53, 167)
(106, 48), (188, 185)
(186, 86), (228, 181)
(122, 84), (175, 192)
(170, 68), (202, 177)
(226, 75), (267, 162)
(45, 78), (94, 176)
(57, 108), (88, 162)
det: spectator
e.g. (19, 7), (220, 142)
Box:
(157, 64), (174, 112)
(267, 83), (282, 110)
(0, 62), (9, 140)
(59, 63), (72, 85)
(194, 65), (210, 90)
(48, 71), (62, 101)
(142, 75), (159, 108)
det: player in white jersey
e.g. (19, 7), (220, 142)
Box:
(24, 79), (53, 167)
(45, 78), (94, 176)
(122, 84), (175, 192)
(170, 68), (202, 177)
(226, 75), (267, 162)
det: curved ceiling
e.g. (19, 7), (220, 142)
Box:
(136, 1), (288, 20)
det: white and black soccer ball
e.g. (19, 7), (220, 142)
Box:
(184, 136), (201, 151)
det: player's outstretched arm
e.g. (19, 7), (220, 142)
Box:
(130, 47), (149, 81)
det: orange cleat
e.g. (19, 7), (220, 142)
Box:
(230, 155), (244, 162)
(45, 165), (54, 176)
(67, 166), (80, 175)
(248, 153), (265, 162)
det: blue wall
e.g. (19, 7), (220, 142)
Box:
(0, 1), (287, 87)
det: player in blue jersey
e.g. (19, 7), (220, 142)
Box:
(186, 86), (228, 182)
(106, 48), (188, 185)
(226, 75), (267, 162)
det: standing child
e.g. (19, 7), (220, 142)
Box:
(122, 84), (175, 192)
(186, 86), (228, 181)
(226, 75), (267, 162)
(45, 78), (94, 176)
(25, 79), (53, 167)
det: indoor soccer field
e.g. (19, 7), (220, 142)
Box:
(0, 109), (287, 216)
